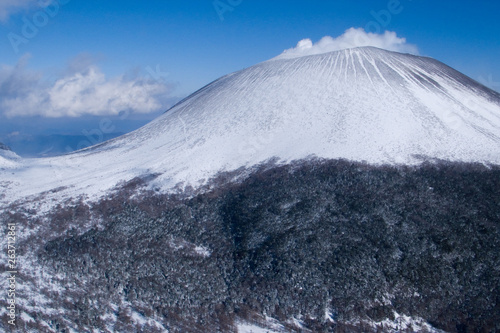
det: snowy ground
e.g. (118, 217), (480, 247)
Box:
(237, 323), (282, 333)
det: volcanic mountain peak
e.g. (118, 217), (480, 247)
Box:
(1, 47), (500, 207)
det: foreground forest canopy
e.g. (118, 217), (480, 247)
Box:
(2, 159), (500, 332)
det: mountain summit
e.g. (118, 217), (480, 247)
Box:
(2, 47), (500, 205)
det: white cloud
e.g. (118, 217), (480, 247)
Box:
(274, 28), (418, 60)
(0, 0), (38, 22)
(0, 54), (172, 118)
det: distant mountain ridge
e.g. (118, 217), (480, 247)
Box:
(0, 142), (11, 151)
(1, 133), (125, 158)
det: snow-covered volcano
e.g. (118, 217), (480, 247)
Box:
(2, 46), (500, 206)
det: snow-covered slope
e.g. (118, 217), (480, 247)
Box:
(0, 143), (20, 168)
(2, 47), (500, 207)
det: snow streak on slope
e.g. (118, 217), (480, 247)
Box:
(1, 47), (500, 207)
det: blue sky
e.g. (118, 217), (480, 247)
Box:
(0, 0), (499, 156)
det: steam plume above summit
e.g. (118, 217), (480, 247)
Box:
(274, 28), (418, 60)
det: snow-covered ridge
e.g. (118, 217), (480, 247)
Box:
(1, 47), (500, 208)
(0, 143), (20, 168)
